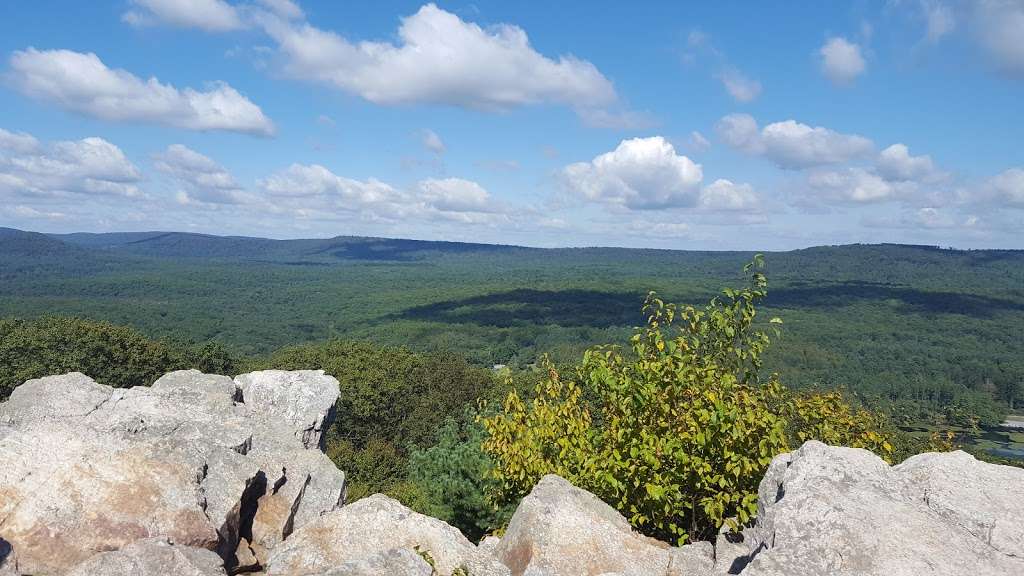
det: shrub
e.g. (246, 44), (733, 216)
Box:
(481, 257), (897, 544)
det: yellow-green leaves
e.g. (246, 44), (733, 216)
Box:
(480, 256), (898, 544)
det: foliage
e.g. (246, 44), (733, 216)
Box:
(406, 413), (513, 541)
(780, 390), (894, 461)
(250, 339), (500, 502)
(0, 316), (237, 399)
(482, 257), (900, 544)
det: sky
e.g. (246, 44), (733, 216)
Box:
(0, 1), (1022, 250)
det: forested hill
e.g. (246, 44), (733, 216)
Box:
(2, 226), (1023, 430)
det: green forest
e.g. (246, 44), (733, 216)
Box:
(1, 227), (1023, 541)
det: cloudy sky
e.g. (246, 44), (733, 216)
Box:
(0, 1), (1022, 249)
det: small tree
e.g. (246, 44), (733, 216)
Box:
(481, 256), (895, 544)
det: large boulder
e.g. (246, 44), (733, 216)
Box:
(493, 475), (714, 576)
(266, 494), (509, 576)
(64, 538), (225, 576)
(740, 441), (1024, 576)
(0, 370), (345, 575)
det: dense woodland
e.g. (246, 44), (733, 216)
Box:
(1, 227), (1023, 540)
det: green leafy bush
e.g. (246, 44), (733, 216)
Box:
(481, 257), (897, 543)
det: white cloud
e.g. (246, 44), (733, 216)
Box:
(973, 0), (1024, 76)
(418, 177), (496, 213)
(686, 131), (711, 153)
(258, 163), (504, 223)
(258, 4), (616, 112)
(122, 0), (245, 31)
(255, 0), (303, 19)
(819, 37), (867, 85)
(0, 130), (141, 198)
(9, 48), (274, 136)
(422, 129), (446, 154)
(153, 144), (247, 204)
(718, 69), (762, 102)
(877, 144), (939, 181)
(0, 128), (40, 154)
(716, 113), (764, 154)
(805, 167), (911, 203)
(863, 207), (976, 229)
(985, 168), (1024, 206)
(717, 114), (874, 169)
(316, 114), (335, 127)
(699, 179), (759, 211)
(561, 137), (703, 210)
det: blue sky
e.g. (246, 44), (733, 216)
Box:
(0, 0), (1021, 249)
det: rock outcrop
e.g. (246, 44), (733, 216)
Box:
(64, 538), (225, 576)
(266, 494), (509, 576)
(0, 370), (345, 575)
(3, 373), (1024, 576)
(740, 440), (1024, 576)
(493, 475), (713, 576)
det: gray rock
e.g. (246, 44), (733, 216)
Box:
(266, 494), (508, 576)
(0, 370), (345, 575)
(741, 441), (1024, 576)
(493, 475), (713, 576)
(892, 449), (1024, 558)
(235, 370), (338, 449)
(316, 548), (434, 576)
(478, 535), (501, 556)
(64, 538), (226, 576)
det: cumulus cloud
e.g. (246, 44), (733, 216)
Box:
(973, 0), (1024, 76)
(418, 177), (496, 213)
(122, 0), (245, 31)
(819, 37), (867, 85)
(422, 130), (445, 155)
(876, 144), (940, 181)
(0, 128), (40, 154)
(258, 163), (503, 223)
(985, 167), (1024, 206)
(153, 144), (248, 204)
(699, 179), (759, 211)
(561, 137), (703, 210)
(0, 129), (141, 199)
(257, 4), (616, 114)
(804, 167), (912, 203)
(717, 114), (874, 169)
(717, 69), (762, 102)
(9, 48), (274, 136)
(561, 136), (759, 213)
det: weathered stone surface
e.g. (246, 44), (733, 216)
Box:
(741, 441), (1024, 576)
(478, 535), (501, 556)
(64, 538), (226, 576)
(892, 449), (1024, 558)
(266, 494), (508, 576)
(0, 370), (344, 575)
(316, 548), (434, 576)
(235, 370), (338, 450)
(493, 475), (713, 576)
